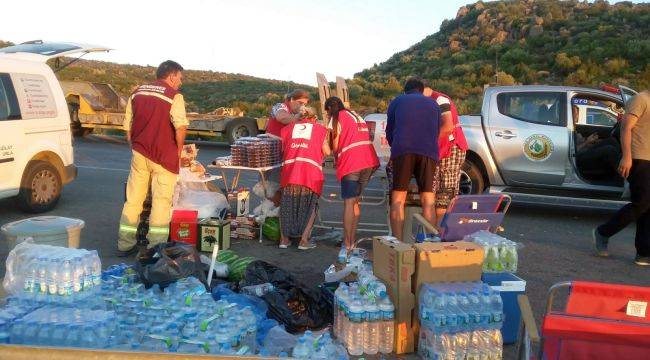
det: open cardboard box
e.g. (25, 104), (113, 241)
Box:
(372, 237), (484, 354)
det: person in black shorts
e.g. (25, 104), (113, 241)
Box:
(385, 78), (441, 241)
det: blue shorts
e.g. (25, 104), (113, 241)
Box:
(340, 167), (377, 199)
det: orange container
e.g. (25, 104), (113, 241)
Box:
(170, 210), (198, 245)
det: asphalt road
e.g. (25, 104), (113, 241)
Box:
(1, 135), (648, 358)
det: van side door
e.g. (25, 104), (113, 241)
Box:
(0, 73), (25, 194)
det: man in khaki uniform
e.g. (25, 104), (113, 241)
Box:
(117, 60), (188, 256)
(594, 90), (650, 266)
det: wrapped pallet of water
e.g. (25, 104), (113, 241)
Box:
(1, 216), (85, 249)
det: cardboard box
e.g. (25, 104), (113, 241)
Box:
(170, 210), (198, 245)
(198, 218), (231, 252)
(372, 236), (416, 354)
(413, 241), (484, 290)
(372, 238), (484, 354)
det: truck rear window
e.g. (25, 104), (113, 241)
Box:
(497, 92), (565, 126)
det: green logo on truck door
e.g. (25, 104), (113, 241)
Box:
(523, 134), (554, 162)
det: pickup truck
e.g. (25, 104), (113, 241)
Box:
(462, 85), (639, 208)
(368, 84), (639, 208)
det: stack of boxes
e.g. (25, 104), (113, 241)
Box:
(372, 237), (485, 354)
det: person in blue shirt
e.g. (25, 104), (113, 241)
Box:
(385, 78), (441, 241)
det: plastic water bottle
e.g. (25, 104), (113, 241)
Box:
(58, 260), (73, 298)
(72, 257), (84, 293)
(36, 323), (51, 345)
(334, 282), (348, 339)
(489, 288), (503, 326)
(363, 300), (380, 355)
(337, 246), (347, 264)
(214, 324), (231, 350)
(241, 283), (275, 297)
(10, 319), (25, 344)
(82, 254), (93, 290)
(90, 250), (102, 286)
(378, 297), (394, 354)
(292, 337), (310, 359)
(47, 259), (60, 297)
(346, 297), (365, 356)
(23, 258), (37, 296)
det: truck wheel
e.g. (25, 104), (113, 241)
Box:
(460, 159), (485, 194)
(226, 118), (258, 144)
(16, 161), (62, 213)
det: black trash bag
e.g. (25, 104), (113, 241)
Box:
(240, 260), (332, 333)
(134, 241), (207, 290)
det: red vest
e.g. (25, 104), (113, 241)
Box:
(130, 80), (181, 174)
(266, 101), (291, 138)
(280, 120), (327, 195)
(334, 110), (380, 180)
(430, 91), (468, 159)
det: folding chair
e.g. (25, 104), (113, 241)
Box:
(517, 281), (650, 360)
(439, 194), (511, 241)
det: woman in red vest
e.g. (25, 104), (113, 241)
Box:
(325, 97), (380, 254)
(267, 89), (311, 138)
(279, 111), (331, 249)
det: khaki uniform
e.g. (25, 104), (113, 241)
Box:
(117, 89), (188, 251)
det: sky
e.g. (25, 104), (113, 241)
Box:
(1, 0), (645, 86)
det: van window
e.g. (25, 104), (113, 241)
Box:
(0, 74), (21, 121)
(9, 73), (57, 119)
(497, 92), (566, 126)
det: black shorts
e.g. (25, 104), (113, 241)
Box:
(391, 154), (436, 192)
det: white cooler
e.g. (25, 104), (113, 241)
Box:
(1, 216), (85, 249)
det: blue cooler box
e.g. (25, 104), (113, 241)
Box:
(481, 272), (526, 344)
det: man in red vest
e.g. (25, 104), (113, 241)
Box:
(279, 115), (331, 249)
(117, 60), (188, 256)
(325, 96), (379, 254)
(424, 86), (469, 226)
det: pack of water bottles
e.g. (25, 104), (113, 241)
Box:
(1, 262), (264, 355)
(464, 230), (520, 273)
(418, 281), (504, 360)
(331, 267), (395, 356)
(290, 330), (349, 359)
(3, 241), (102, 302)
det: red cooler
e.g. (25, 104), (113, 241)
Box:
(170, 210), (198, 245)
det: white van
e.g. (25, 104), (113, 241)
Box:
(0, 41), (109, 212)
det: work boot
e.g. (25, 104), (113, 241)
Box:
(634, 255), (650, 266)
(116, 246), (139, 257)
(592, 228), (609, 257)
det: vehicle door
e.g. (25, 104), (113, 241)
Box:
(618, 85), (638, 107)
(0, 73), (25, 192)
(486, 91), (569, 186)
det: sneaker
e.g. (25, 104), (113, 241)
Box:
(634, 255), (650, 266)
(592, 228), (609, 257)
(298, 242), (317, 250)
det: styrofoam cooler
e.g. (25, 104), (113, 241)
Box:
(1, 216), (85, 249)
(481, 272), (526, 344)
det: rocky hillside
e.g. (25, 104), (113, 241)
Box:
(350, 0), (650, 114)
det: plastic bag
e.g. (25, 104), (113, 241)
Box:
(176, 187), (228, 218)
(253, 180), (280, 199)
(241, 261), (333, 333)
(256, 318), (280, 346)
(211, 283), (269, 321)
(135, 241), (207, 289)
(261, 325), (297, 356)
